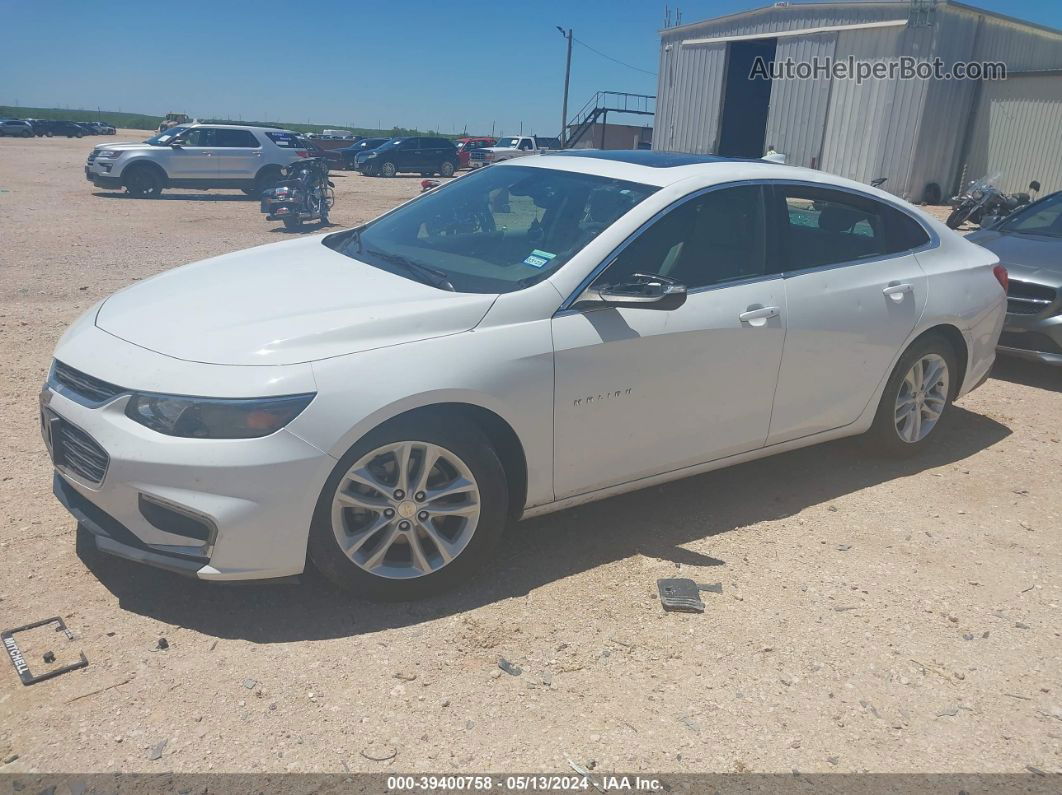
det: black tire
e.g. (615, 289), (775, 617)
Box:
(45, 130), (53, 137)
(439, 160), (455, 178)
(308, 414), (509, 600)
(75, 131), (83, 138)
(866, 333), (958, 457)
(22, 129), (32, 138)
(283, 217), (301, 230)
(254, 168), (282, 196)
(123, 164), (164, 198)
(945, 208), (969, 229)
(379, 160), (397, 178)
(241, 187), (258, 197)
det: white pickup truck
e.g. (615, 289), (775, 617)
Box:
(468, 135), (562, 168)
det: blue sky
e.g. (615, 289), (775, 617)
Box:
(1, 0), (1059, 135)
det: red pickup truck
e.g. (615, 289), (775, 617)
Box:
(455, 137), (497, 170)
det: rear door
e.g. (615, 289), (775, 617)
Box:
(213, 128), (263, 179)
(765, 183), (930, 444)
(395, 138), (423, 172)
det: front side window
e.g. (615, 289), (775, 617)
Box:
(328, 165), (657, 294)
(597, 185), (768, 290)
(777, 186), (887, 270)
(1001, 193), (1062, 238)
(176, 128), (218, 147)
(146, 126), (188, 145)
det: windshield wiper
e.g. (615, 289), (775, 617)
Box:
(364, 248), (454, 291)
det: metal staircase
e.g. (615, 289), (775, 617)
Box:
(562, 91), (655, 148)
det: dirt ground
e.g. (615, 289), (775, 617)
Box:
(0, 131), (1059, 776)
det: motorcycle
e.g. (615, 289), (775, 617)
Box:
(946, 175), (1040, 230)
(260, 157), (335, 230)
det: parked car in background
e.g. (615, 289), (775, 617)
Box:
(44, 151), (1004, 597)
(49, 121), (87, 138)
(356, 136), (459, 177)
(455, 136), (496, 169)
(75, 123), (99, 136)
(468, 135), (561, 168)
(337, 137), (388, 170)
(0, 119), (35, 137)
(966, 190), (1062, 365)
(23, 119), (53, 136)
(296, 137), (346, 170)
(85, 124), (307, 198)
(87, 122), (117, 135)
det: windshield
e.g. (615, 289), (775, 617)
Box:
(495, 138), (521, 148)
(328, 165), (657, 294)
(1000, 192), (1062, 238)
(145, 126), (188, 145)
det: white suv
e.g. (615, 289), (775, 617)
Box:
(85, 124), (307, 198)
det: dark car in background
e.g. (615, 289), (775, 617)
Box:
(336, 137), (388, 170)
(0, 119), (35, 137)
(295, 137), (346, 170)
(966, 190), (1062, 365)
(50, 121), (88, 138)
(355, 136), (459, 177)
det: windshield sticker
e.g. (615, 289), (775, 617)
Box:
(523, 250), (557, 268)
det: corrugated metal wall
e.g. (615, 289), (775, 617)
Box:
(655, 2), (1062, 199)
(654, 42), (726, 153)
(763, 33), (836, 168)
(963, 74), (1062, 194)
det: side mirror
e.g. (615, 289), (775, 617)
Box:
(169, 141), (183, 149)
(576, 272), (687, 311)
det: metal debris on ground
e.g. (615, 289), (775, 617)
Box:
(2, 617), (88, 685)
(657, 578), (705, 613)
(498, 658), (523, 676)
(697, 582), (723, 593)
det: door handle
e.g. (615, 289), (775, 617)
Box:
(738, 305), (780, 326)
(883, 282), (912, 302)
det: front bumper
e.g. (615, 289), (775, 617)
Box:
(997, 311), (1062, 366)
(42, 377), (337, 581)
(85, 161), (122, 189)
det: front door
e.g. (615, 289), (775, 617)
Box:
(552, 185), (786, 499)
(765, 183), (929, 444)
(161, 127), (221, 180)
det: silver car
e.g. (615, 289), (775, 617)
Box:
(967, 191), (1062, 365)
(85, 124), (307, 198)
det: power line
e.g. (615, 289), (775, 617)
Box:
(573, 36), (657, 77)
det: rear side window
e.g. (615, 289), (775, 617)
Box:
(882, 205), (931, 252)
(775, 186), (887, 270)
(266, 131), (302, 148)
(215, 129), (259, 147)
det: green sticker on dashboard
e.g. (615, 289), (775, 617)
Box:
(523, 249), (557, 268)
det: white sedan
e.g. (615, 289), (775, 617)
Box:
(43, 151), (1006, 598)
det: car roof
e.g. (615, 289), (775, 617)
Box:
(503, 149), (910, 196)
(185, 123), (297, 133)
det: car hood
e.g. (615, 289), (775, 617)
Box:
(95, 236), (498, 366)
(965, 229), (1062, 284)
(94, 141), (157, 152)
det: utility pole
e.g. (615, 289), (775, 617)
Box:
(556, 26), (572, 147)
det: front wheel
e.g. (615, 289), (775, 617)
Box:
(946, 206), (971, 229)
(379, 160), (397, 178)
(866, 334), (958, 456)
(308, 415), (509, 600)
(123, 165), (164, 198)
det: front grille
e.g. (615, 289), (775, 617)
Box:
(1006, 279), (1057, 316)
(470, 151), (487, 161)
(52, 417), (109, 484)
(86, 151), (100, 166)
(52, 360), (124, 405)
(999, 331), (1062, 355)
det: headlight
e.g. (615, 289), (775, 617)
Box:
(971, 189), (984, 199)
(97, 150), (120, 158)
(125, 393), (315, 439)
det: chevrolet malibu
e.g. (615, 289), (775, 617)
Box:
(43, 151), (1006, 599)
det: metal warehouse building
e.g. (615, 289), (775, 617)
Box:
(654, 0), (1062, 200)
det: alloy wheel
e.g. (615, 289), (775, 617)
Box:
(330, 440), (481, 579)
(894, 354), (949, 443)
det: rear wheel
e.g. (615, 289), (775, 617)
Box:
(866, 334), (958, 456)
(439, 160), (455, 178)
(123, 165), (164, 198)
(45, 130), (53, 137)
(379, 160), (397, 178)
(283, 217), (301, 230)
(308, 415), (508, 599)
(22, 129), (32, 138)
(241, 187), (258, 197)
(254, 168), (281, 196)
